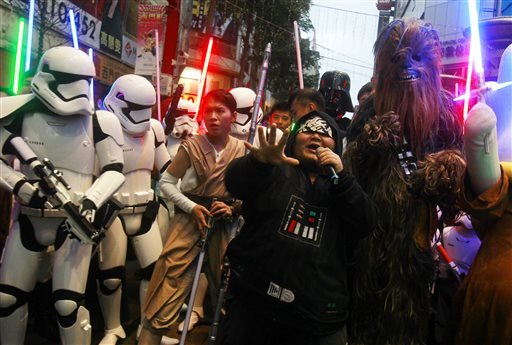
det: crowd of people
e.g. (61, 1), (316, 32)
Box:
(0, 16), (511, 345)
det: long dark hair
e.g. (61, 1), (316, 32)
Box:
(201, 89), (237, 113)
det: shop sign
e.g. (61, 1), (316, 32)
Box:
(3, 0), (102, 48)
(99, 0), (126, 57)
(95, 52), (133, 85)
(121, 35), (137, 66)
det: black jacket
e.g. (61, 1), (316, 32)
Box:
(225, 111), (377, 335)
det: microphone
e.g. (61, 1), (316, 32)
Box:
(316, 148), (339, 185)
(326, 166), (339, 185)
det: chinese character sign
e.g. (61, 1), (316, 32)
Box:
(99, 0), (126, 58)
(191, 0), (208, 30)
(135, 5), (167, 75)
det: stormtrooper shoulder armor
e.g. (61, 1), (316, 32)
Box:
(0, 94), (36, 122)
(95, 110), (124, 146)
(150, 119), (166, 146)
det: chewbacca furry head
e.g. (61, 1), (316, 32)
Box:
(374, 18), (453, 159)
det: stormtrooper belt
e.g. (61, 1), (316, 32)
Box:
(119, 205), (147, 214)
(21, 206), (66, 218)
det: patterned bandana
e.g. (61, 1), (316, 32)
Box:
(296, 116), (333, 138)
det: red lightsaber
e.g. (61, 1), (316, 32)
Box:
(194, 37), (214, 121)
(435, 243), (462, 281)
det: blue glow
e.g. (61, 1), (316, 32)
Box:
(88, 48), (94, 101)
(13, 19), (25, 95)
(69, 9), (79, 49)
(25, 0), (35, 71)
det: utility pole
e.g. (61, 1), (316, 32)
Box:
(173, 0), (193, 83)
(205, 0), (218, 35)
(376, 0), (395, 35)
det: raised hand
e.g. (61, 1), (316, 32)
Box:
(244, 124), (299, 167)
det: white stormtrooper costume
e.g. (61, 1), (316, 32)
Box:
(0, 46), (125, 345)
(442, 213), (481, 277)
(98, 74), (171, 345)
(165, 99), (198, 160)
(228, 87), (283, 145)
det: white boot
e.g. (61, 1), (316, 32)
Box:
(137, 279), (149, 340)
(0, 304), (28, 345)
(177, 309), (202, 332)
(161, 336), (180, 345)
(99, 325), (126, 345)
(58, 306), (92, 345)
(97, 281), (125, 345)
(178, 273), (207, 333)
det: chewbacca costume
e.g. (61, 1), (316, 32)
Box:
(345, 19), (465, 345)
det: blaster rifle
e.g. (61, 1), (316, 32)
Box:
(164, 84), (184, 135)
(32, 158), (106, 245)
(9, 136), (116, 245)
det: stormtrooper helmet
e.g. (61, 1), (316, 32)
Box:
(170, 99), (198, 139)
(442, 213), (481, 276)
(31, 46), (95, 116)
(228, 87), (263, 139)
(104, 74), (156, 135)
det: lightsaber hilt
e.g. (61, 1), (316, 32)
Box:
(435, 243), (462, 281)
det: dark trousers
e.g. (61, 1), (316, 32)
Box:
(219, 296), (347, 345)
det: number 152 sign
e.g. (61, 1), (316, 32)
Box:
(30, 0), (103, 49)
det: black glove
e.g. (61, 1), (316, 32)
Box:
(13, 180), (47, 208)
(79, 198), (97, 223)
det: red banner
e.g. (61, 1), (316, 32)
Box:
(135, 5), (167, 75)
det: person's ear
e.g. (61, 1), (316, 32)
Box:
(231, 112), (237, 123)
(307, 103), (316, 112)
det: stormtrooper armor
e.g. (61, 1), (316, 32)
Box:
(228, 87), (264, 140)
(97, 74), (171, 345)
(228, 87), (282, 145)
(442, 213), (481, 276)
(103, 73), (156, 135)
(0, 46), (125, 345)
(31, 46), (96, 116)
(166, 99), (199, 160)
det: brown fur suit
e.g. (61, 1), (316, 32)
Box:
(345, 18), (466, 345)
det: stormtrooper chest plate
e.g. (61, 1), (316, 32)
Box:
(21, 112), (95, 175)
(122, 131), (155, 173)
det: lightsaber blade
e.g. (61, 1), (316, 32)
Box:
(293, 21), (304, 89)
(25, 0), (35, 71)
(468, 0), (484, 87)
(69, 9), (79, 49)
(13, 18), (25, 95)
(194, 37), (214, 121)
(454, 81), (512, 101)
(463, 32), (475, 121)
(247, 43), (271, 146)
(463, 0), (484, 120)
(88, 48), (95, 108)
(155, 30), (162, 122)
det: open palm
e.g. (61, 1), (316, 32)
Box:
(244, 125), (299, 166)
